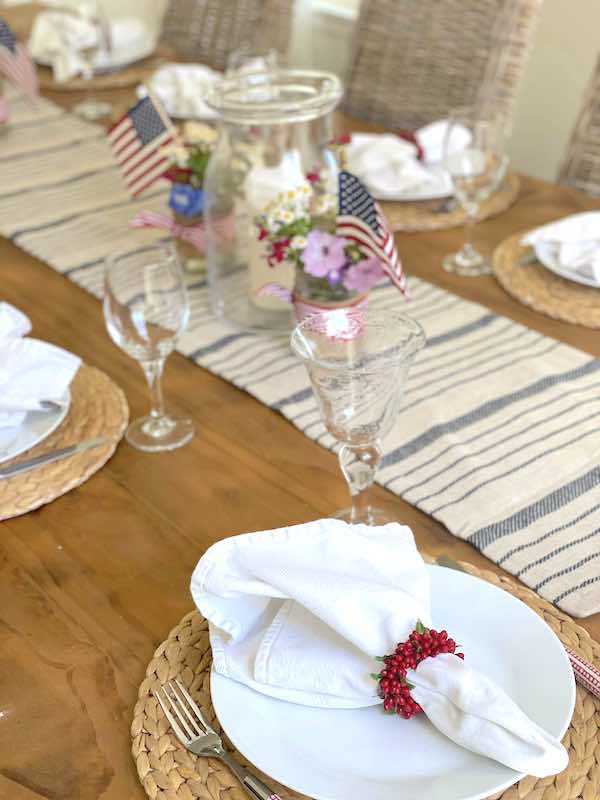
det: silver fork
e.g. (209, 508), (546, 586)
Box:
(154, 679), (282, 800)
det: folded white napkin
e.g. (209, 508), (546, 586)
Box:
(522, 212), (600, 282)
(346, 120), (470, 199)
(138, 63), (221, 120)
(191, 519), (568, 778)
(29, 12), (150, 82)
(192, 519), (431, 708)
(0, 304), (81, 429)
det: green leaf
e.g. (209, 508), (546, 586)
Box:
(406, 681), (415, 690)
(385, 708), (397, 715)
(370, 673), (381, 681)
(374, 656), (386, 662)
(415, 620), (428, 634)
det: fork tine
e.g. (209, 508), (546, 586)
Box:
(154, 687), (190, 744)
(173, 679), (216, 735)
(169, 680), (206, 736)
(166, 681), (204, 738)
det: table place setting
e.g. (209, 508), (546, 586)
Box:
(132, 519), (600, 800)
(0, 300), (128, 520)
(493, 210), (600, 328)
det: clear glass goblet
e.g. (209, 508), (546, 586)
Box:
(442, 106), (509, 276)
(291, 308), (425, 525)
(103, 243), (194, 452)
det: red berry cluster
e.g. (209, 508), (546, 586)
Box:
(372, 622), (464, 719)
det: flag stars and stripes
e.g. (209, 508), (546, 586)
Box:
(0, 18), (38, 101)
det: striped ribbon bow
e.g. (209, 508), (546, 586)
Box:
(130, 210), (207, 252)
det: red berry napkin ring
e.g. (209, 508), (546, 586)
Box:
(372, 621), (464, 718)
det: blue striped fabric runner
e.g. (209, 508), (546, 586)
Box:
(1, 89), (599, 617)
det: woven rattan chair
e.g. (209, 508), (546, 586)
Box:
(343, 0), (542, 131)
(558, 55), (600, 197)
(160, 0), (294, 70)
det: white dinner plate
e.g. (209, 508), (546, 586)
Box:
(211, 564), (575, 800)
(534, 241), (600, 288)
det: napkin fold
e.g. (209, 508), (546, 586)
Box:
(191, 519), (568, 778)
(138, 63), (221, 120)
(191, 519), (431, 708)
(0, 303), (81, 429)
(522, 211), (600, 282)
(345, 120), (471, 199)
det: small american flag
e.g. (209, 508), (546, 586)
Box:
(108, 95), (176, 198)
(0, 19), (37, 102)
(336, 170), (406, 294)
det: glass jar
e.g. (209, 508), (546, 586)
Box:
(204, 69), (343, 331)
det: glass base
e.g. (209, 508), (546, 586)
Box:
(125, 414), (194, 453)
(73, 98), (112, 121)
(442, 248), (492, 277)
(331, 506), (402, 526)
(211, 270), (293, 332)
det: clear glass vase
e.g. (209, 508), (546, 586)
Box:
(203, 69), (344, 332)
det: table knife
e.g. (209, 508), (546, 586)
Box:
(0, 437), (109, 479)
(435, 554), (600, 698)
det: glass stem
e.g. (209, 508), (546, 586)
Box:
(338, 442), (382, 524)
(461, 203), (479, 259)
(142, 358), (166, 420)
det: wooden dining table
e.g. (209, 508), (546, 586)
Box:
(1, 71), (600, 799)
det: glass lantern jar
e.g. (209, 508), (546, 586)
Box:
(203, 69), (344, 331)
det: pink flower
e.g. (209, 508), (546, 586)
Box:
(342, 257), (385, 293)
(302, 230), (349, 278)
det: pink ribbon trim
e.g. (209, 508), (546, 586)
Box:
(130, 211), (235, 254)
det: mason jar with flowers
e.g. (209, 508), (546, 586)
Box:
(254, 172), (388, 321)
(161, 122), (218, 273)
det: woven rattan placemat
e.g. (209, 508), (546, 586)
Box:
(381, 173), (521, 233)
(1, 364), (128, 520)
(132, 557), (600, 800)
(493, 231), (600, 329)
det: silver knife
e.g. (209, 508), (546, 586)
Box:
(0, 437), (110, 479)
(435, 554), (600, 697)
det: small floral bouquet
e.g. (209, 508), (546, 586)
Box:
(161, 122), (218, 219)
(255, 171), (386, 306)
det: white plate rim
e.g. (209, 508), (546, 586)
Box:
(210, 564), (575, 800)
(535, 242), (600, 289)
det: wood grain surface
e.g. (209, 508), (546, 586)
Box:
(1, 25), (600, 798)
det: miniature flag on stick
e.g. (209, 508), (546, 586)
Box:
(0, 19), (38, 102)
(336, 170), (406, 294)
(108, 94), (176, 198)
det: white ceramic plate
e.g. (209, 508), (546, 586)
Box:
(372, 166), (453, 202)
(534, 241), (600, 288)
(211, 565), (575, 800)
(34, 32), (155, 74)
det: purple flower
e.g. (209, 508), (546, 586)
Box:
(302, 230), (349, 278)
(342, 257), (385, 293)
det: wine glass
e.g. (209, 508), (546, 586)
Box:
(72, 0), (112, 121)
(103, 243), (194, 452)
(291, 308), (425, 525)
(442, 106), (509, 276)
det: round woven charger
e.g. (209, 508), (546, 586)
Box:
(493, 231), (600, 329)
(381, 173), (521, 233)
(37, 49), (171, 92)
(132, 557), (600, 800)
(1, 364), (128, 520)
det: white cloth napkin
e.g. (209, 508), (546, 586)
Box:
(410, 653), (568, 777)
(191, 519), (431, 708)
(0, 304), (81, 429)
(191, 519), (568, 778)
(138, 63), (221, 120)
(346, 120), (471, 199)
(522, 212), (600, 282)
(29, 12), (150, 82)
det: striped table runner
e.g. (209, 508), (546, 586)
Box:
(1, 89), (599, 618)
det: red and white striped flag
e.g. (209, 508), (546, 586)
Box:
(0, 19), (38, 102)
(108, 95), (176, 198)
(336, 170), (407, 295)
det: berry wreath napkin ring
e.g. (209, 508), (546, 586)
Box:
(191, 520), (568, 778)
